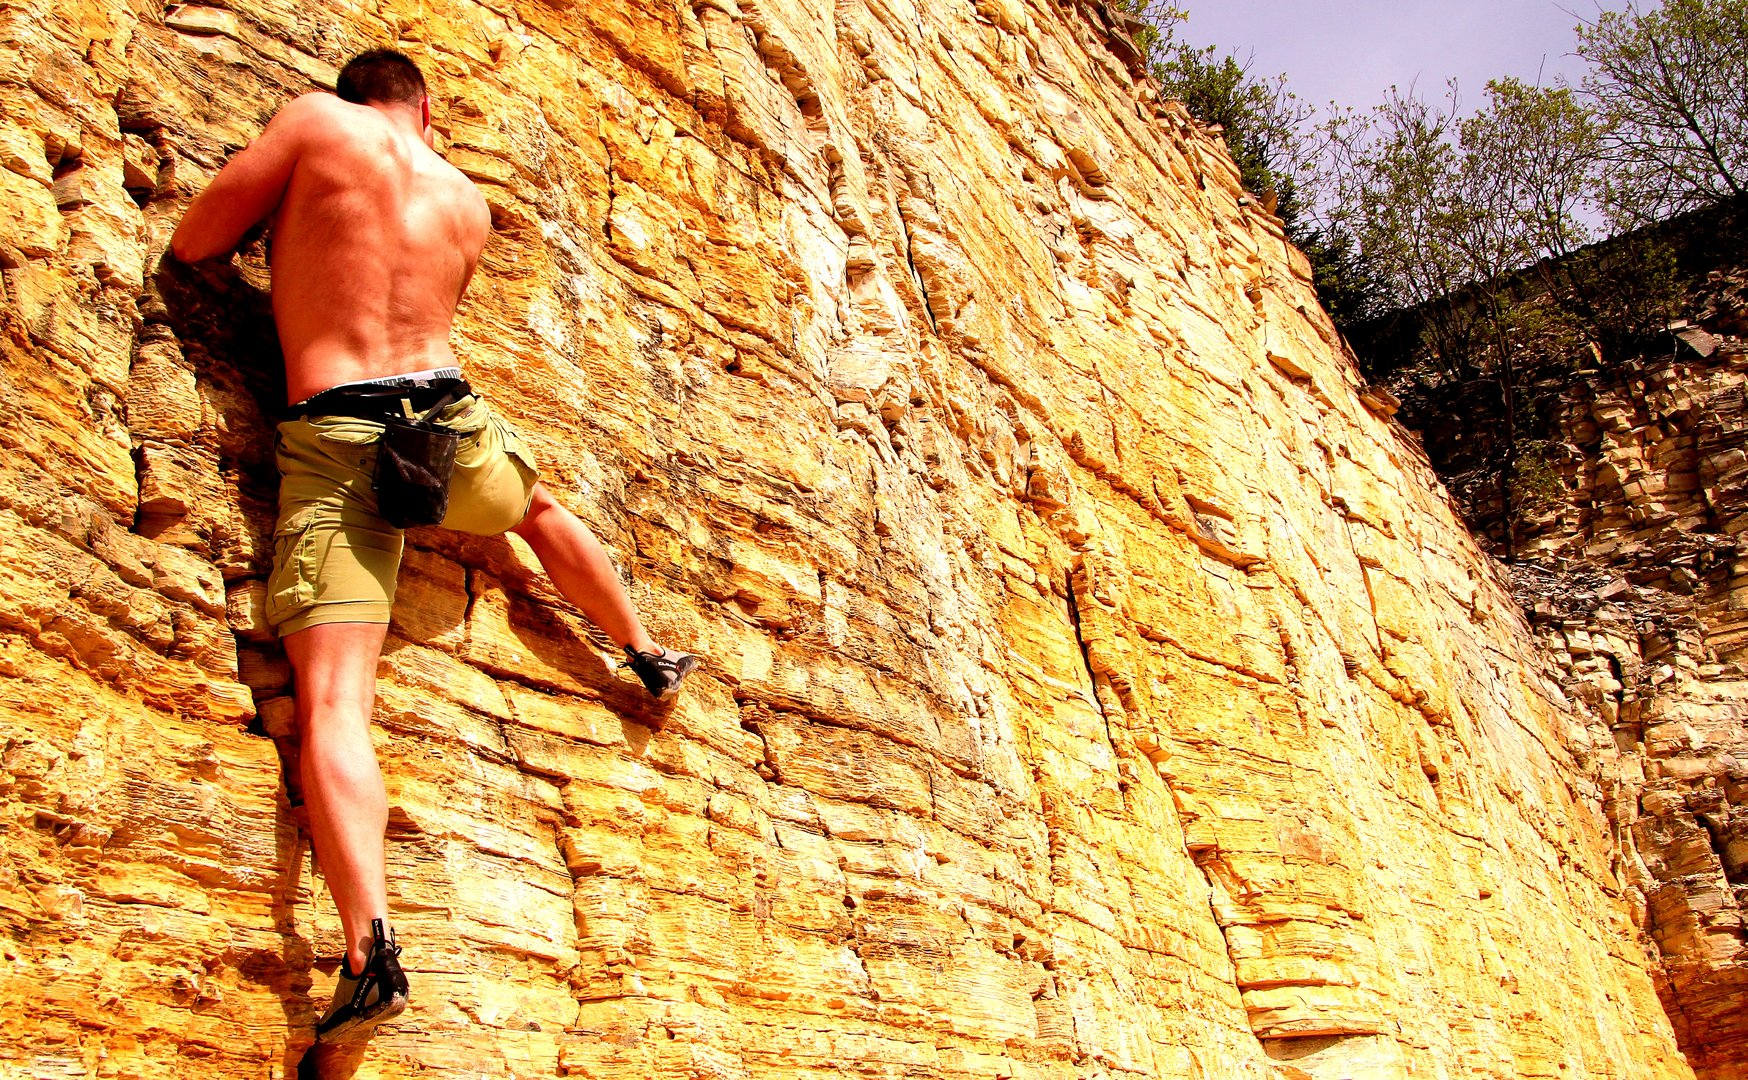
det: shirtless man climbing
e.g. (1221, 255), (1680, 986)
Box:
(171, 49), (696, 1043)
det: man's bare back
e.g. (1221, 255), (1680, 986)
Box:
(171, 92), (489, 404)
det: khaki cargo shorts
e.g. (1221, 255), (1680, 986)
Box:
(266, 394), (539, 636)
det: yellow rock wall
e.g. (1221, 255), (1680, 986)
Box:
(0, 0), (1703, 1076)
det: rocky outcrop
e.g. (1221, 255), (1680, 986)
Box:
(1466, 288), (1748, 1079)
(0, 0), (1700, 1078)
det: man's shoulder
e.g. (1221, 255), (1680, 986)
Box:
(273, 93), (405, 148)
(272, 91), (353, 125)
(255, 92), (359, 155)
(426, 152), (489, 224)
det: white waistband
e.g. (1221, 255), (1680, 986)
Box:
(339, 366), (462, 388)
(292, 367), (464, 408)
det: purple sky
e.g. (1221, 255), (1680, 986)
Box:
(1174, 1), (1635, 115)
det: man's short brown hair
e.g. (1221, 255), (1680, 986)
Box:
(336, 49), (426, 106)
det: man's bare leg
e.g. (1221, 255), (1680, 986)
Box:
(510, 483), (660, 654)
(284, 620), (391, 975)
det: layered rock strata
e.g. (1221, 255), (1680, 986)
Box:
(1471, 303), (1748, 1079)
(0, 0), (1699, 1078)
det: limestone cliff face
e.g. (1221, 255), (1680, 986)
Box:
(0, 0), (1699, 1077)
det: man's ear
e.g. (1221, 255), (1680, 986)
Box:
(421, 95), (431, 132)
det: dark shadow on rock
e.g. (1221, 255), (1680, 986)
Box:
(222, 766), (313, 1079)
(496, 580), (689, 732)
(150, 241), (278, 359)
(295, 1038), (368, 1080)
(267, 788), (316, 1078)
(152, 248), (324, 1066)
(621, 715), (656, 755)
(149, 246), (283, 409)
(148, 246), (285, 526)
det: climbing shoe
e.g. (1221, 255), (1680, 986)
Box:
(623, 645), (700, 700)
(315, 918), (409, 1044)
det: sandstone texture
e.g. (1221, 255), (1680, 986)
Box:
(0, 0), (1703, 1077)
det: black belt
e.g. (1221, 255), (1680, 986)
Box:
(290, 376), (473, 421)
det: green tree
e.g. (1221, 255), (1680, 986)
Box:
(1313, 80), (1601, 557)
(1295, 222), (1394, 332)
(1113, 1), (1742, 556)
(1456, 80), (1598, 266)
(1313, 80), (1599, 362)
(1114, 0), (1186, 64)
(1150, 43), (1312, 230)
(1539, 231), (1684, 357)
(1316, 86), (1477, 369)
(1447, 80), (1598, 557)
(1578, 0), (1748, 226)
(1116, 4), (1381, 322)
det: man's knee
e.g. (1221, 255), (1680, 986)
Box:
(293, 691), (374, 737)
(283, 622), (386, 732)
(509, 483), (562, 537)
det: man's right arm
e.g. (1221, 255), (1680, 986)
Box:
(169, 93), (330, 263)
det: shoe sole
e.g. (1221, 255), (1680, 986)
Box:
(315, 991), (408, 1045)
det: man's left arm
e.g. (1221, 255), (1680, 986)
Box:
(170, 94), (323, 263)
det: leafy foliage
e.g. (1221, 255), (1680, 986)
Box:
(1150, 44), (1313, 231)
(1116, 4), (1359, 315)
(1308, 80), (1600, 368)
(1509, 439), (1570, 517)
(1578, 0), (1748, 226)
(1539, 228), (1686, 358)
(1295, 224), (1394, 332)
(1305, 80), (1603, 556)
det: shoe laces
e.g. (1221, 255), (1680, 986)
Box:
(624, 646), (677, 673)
(365, 918), (402, 966)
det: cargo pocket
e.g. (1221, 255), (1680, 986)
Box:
(313, 419), (385, 474)
(435, 397), (487, 434)
(265, 506), (318, 630)
(491, 413), (540, 476)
